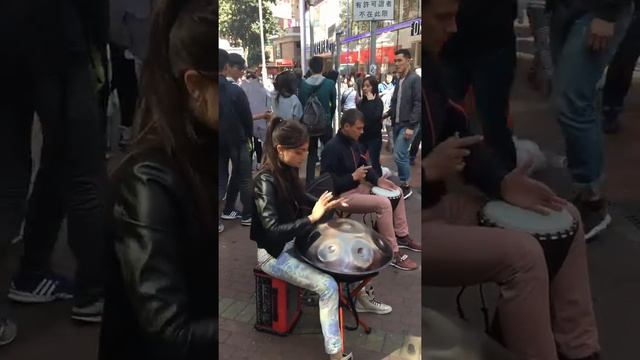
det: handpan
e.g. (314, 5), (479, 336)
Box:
(297, 218), (393, 283)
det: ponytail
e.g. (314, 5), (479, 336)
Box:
(259, 117), (308, 210)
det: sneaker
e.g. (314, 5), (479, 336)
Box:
(219, 223), (224, 233)
(390, 252), (418, 271)
(574, 197), (611, 242)
(221, 209), (242, 220)
(355, 285), (392, 315)
(0, 317), (17, 346)
(241, 217), (252, 226)
(8, 273), (74, 303)
(396, 235), (422, 252)
(330, 352), (353, 360)
(71, 298), (103, 323)
(400, 184), (413, 199)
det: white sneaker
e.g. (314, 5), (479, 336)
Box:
(219, 223), (224, 233)
(355, 285), (392, 315)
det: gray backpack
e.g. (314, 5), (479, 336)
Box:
(302, 82), (327, 137)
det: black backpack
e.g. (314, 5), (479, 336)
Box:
(302, 81), (328, 137)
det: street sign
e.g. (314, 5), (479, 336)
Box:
(353, 0), (394, 21)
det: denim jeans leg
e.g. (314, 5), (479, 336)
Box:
(393, 125), (420, 183)
(551, 11), (632, 191)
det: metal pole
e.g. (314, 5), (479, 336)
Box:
(369, 20), (377, 77)
(258, 0), (268, 84)
(299, 0), (307, 74)
(335, 30), (342, 131)
(309, 4), (314, 59)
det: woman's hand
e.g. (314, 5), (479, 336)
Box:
(308, 191), (349, 223)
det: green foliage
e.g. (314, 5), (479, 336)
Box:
(220, 0), (280, 67)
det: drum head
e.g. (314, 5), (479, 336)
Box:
(371, 186), (401, 198)
(481, 201), (574, 235)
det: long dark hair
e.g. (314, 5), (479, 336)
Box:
(259, 117), (309, 212)
(125, 0), (218, 233)
(274, 70), (297, 105)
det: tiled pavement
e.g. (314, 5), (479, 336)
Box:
(218, 150), (423, 360)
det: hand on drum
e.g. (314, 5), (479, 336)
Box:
(308, 191), (349, 223)
(376, 177), (397, 191)
(423, 134), (484, 181)
(501, 159), (568, 215)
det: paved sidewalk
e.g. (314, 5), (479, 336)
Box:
(219, 148), (423, 360)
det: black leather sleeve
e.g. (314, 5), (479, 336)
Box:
(113, 162), (216, 358)
(254, 173), (313, 243)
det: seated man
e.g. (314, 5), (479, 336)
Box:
(321, 109), (420, 271)
(422, 1), (600, 360)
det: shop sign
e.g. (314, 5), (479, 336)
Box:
(410, 20), (421, 36)
(353, 0), (394, 21)
(313, 39), (335, 55)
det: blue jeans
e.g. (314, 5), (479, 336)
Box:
(550, 7), (632, 192)
(360, 136), (383, 178)
(393, 124), (420, 183)
(258, 243), (341, 354)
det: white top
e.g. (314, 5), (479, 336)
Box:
(342, 88), (357, 110)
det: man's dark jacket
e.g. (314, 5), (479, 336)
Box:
(422, 50), (508, 208)
(321, 131), (380, 195)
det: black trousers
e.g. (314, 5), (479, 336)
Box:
(442, 41), (518, 171)
(602, 10), (640, 117)
(109, 43), (139, 129)
(0, 50), (107, 303)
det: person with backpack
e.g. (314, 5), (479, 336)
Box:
(272, 70), (303, 122)
(298, 56), (337, 185)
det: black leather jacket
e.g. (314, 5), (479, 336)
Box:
(250, 170), (315, 258)
(100, 146), (217, 360)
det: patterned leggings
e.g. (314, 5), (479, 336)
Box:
(258, 242), (341, 354)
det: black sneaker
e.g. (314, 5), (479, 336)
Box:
(220, 209), (242, 220)
(575, 197), (612, 242)
(240, 217), (252, 226)
(71, 298), (103, 323)
(0, 317), (17, 346)
(400, 184), (413, 199)
(9, 272), (73, 303)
